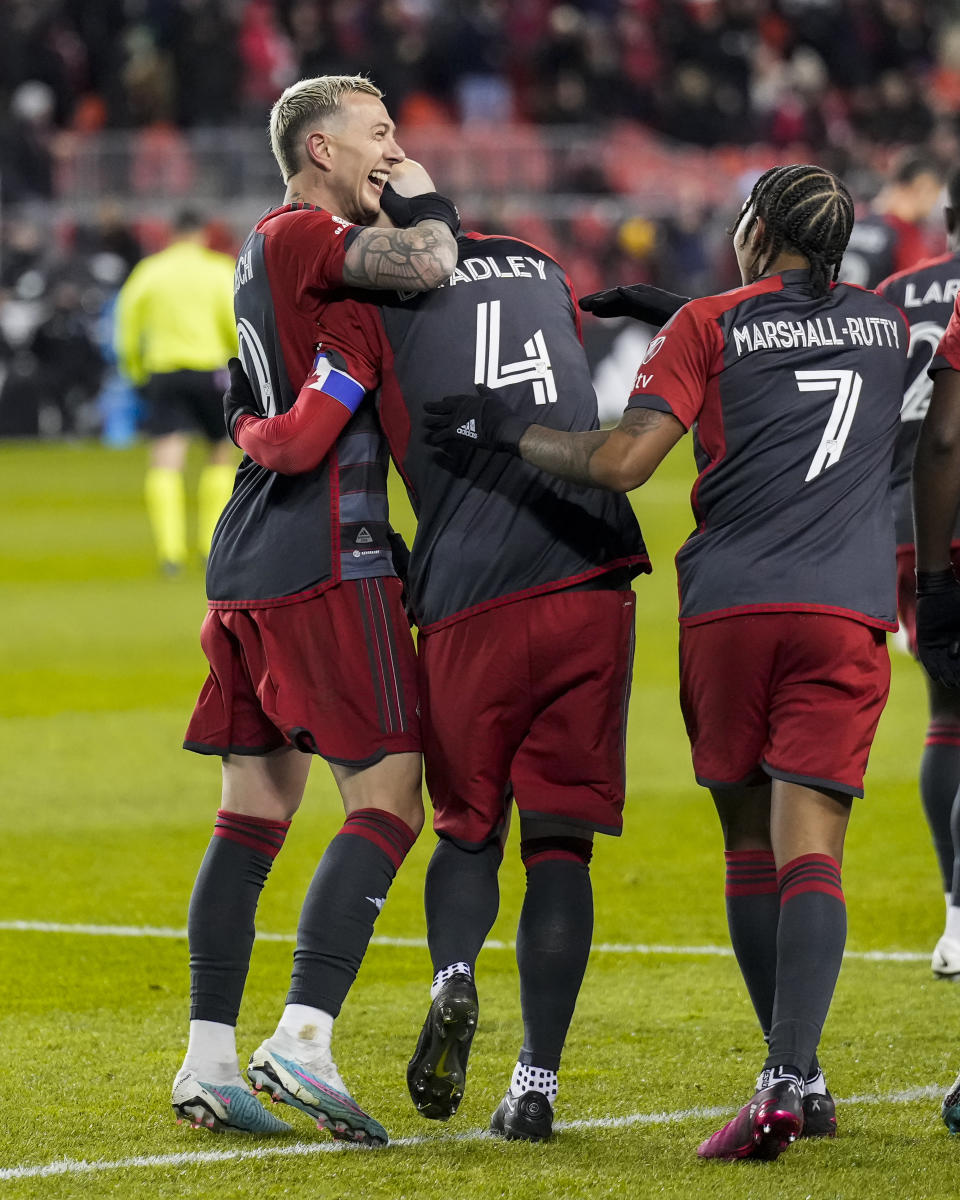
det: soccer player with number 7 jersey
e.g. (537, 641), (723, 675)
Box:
(428, 164), (909, 1161)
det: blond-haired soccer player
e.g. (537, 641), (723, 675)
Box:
(171, 75), (458, 1143)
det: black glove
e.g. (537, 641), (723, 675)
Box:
(222, 357), (259, 444)
(379, 183), (460, 235)
(579, 283), (690, 324)
(916, 568), (960, 687)
(387, 526), (411, 583)
(422, 384), (531, 455)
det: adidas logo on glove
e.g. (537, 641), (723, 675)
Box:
(456, 419), (478, 439)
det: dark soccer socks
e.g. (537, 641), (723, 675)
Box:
(286, 807), (417, 1016)
(188, 809), (290, 1025)
(724, 849), (779, 1036)
(424, 837), (503, 976)
(765, 854), (846, 1075)
(516, 840), (594, 1075)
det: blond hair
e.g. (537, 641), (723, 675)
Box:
(269, 75), (383, 181)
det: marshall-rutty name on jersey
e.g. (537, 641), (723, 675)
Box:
(442, 256), (548, 288)
(732, 314), (901, 356)
(902, 278), (960, 308)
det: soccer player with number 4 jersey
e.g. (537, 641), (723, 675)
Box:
(428, 164), (909, 1161)
(876, 168), (960, 982)
(220, 158), (650, 1143)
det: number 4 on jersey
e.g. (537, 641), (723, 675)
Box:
(474, 300), (557, 404)
(799, 369), (863, 483)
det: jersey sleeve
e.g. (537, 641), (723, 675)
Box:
(931, 293), (960, 375)
(235, 347), (372, 475)
(624, 301), (719, 430)
(274, 208), (361, 300)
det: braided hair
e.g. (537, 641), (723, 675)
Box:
(730, 164), (855, 297)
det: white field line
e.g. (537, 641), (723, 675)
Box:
(0, 920), (931, 962)
(0, 1085), (942, 1183)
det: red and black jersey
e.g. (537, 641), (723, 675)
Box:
(840, 212), (936, 290)
(304, 232), (649, 631)
(627, 269), (908, 630)
(206, 204), (397, 608)
(930, 288), (960, 375)
(877, 251), (960, 546)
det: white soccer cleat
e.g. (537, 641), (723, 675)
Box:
(171, 1066), (293, 1134)
(247, 1039), (388, 1146)
(932, 934), (960, 979)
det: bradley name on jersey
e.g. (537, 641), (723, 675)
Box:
(731, 313), (901, 356)
(441, 255), (548, 288)
(901, 276), (960, 308)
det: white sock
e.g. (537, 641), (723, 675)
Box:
(183, 1020), (241, 1081)
(509, 1061), (557, 1106)
(803, 1068), (827, 1096)
(431, 961), (472, 1000)
(945, 904), (960, 942)
(274, 1004), (335, 1060)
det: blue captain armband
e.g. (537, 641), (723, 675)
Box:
(306, 350), (366, 414)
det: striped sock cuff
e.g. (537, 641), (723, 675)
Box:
(778, 853), (844, 905)
(338, 807), (417, 871)
(213, 809), (291, 859)
(520, 836), (593, 870)
(724, 849), (777, 897)
(925, 722), (960, 747)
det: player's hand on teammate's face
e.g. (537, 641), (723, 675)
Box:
(222, 357), (260, 444)
(916, 570), (960, 687)
(422, 384), (529, 455)
(578, 283), (691, 325)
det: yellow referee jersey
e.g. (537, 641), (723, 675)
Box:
(114, 239), (238, 386)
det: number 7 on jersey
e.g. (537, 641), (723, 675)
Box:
(798, 369), (863, 483)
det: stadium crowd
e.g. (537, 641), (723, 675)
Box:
(1, 0), (960, 437)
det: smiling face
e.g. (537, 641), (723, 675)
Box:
(313, 92), (405, 224)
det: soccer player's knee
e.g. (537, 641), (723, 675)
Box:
(519, 834), (594, 869)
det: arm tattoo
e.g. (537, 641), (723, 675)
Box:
(343, 220), (457, 291)
(518, 407), (671, 487)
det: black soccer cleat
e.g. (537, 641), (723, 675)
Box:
(407, 972), (479, 1120)
(801, 1088), (837, 1138)
(489, 1089), (554, 1142)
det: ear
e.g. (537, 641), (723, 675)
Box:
(304, 129), (334, 174)
(748, 215), (769, 278)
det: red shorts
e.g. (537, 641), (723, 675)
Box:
(184, 577), (420, 766)
(679, 612), (890, 798)
(418, 587), (636, 848)
(896, 543), (960, 657)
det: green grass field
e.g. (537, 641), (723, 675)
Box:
(2, 439), (958, 1198)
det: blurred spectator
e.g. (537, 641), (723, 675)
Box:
(839, 151), (945, 288)
(29, 278), (104, 436)
(0, 81), (56, 203)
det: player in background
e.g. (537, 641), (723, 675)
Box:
(875, 168), (960, 979)
(838, 153), (943, 289)
(911, 285), (960, 1132)
(114, 208), (238, 574)
(172, 76), (459, 1143)
(221, 159), (650, 1143)
(427, 164), (908, 1161)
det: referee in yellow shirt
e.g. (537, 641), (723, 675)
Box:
(115, 209), (239, 573)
